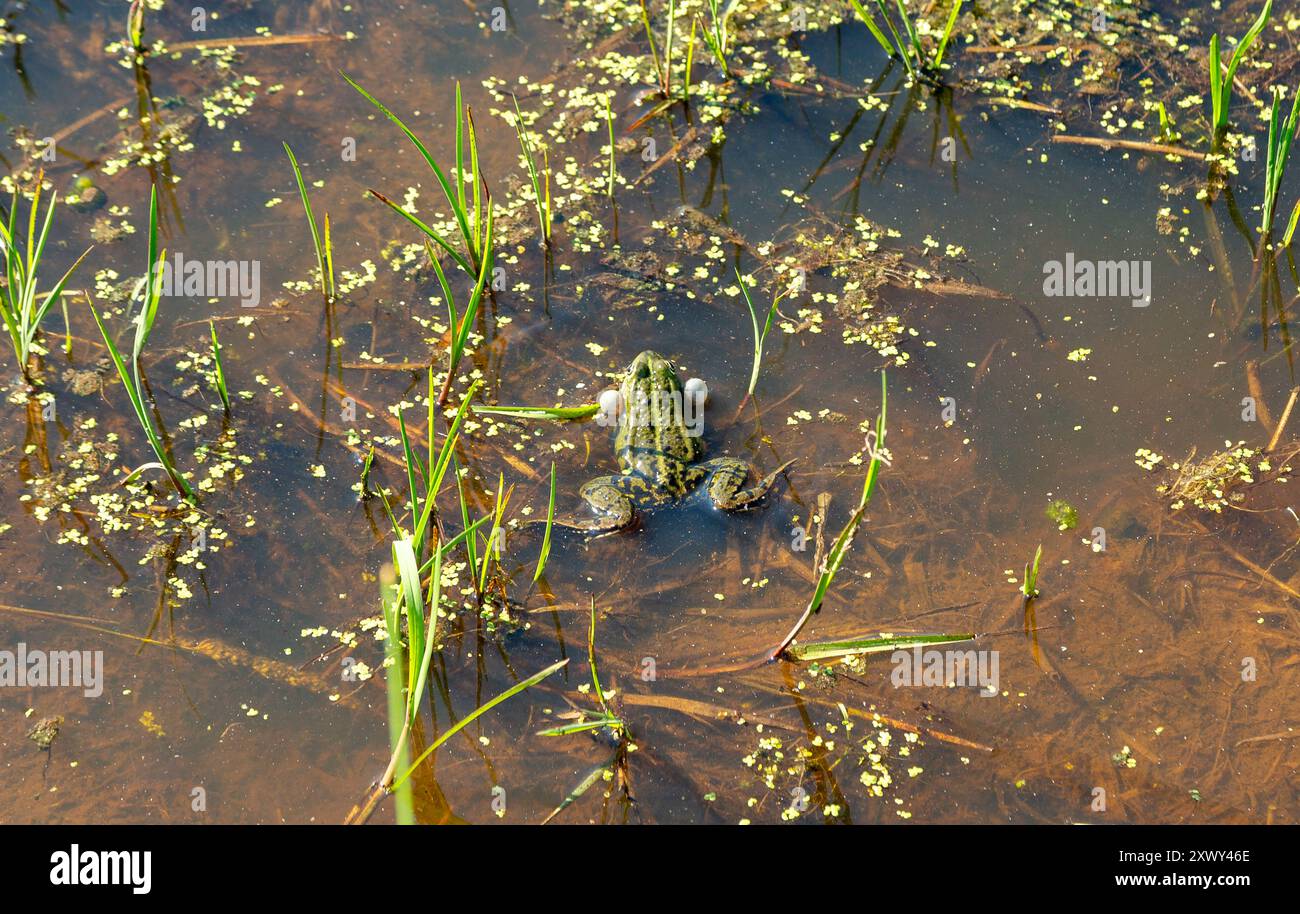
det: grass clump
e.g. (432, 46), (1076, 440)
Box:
(509, 95), (552, 247)
(348, 376), (567, 823)
(343, 74), (491, 279)
(698, 0), (737, 77)
(1208, 0), (1271, 150)
(1021, 544), (1042, 599)
(849, 0), (964, 84)
(1260, 85), (1300, 242)
(736, 267), (791, 408)
(87, 187), (197, 505)
(0, 171), (92, 383)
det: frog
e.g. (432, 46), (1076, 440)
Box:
(551, 350), (794, 534)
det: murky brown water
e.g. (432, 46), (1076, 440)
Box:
(1, 0), (1297, 824)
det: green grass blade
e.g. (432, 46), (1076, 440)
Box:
(412, 379), (481, 550)
(369, 189), (472, 275)
(1283, 198), (1300, 246)
(208, 319), (229, 412)
(534, 462), (557, 582)
(537, 717), (622, 737)
(474, 403), (600, 420)
(283, 143), (331, 299)
(391, 539), (426, 721)
(787, 633), (975, 662)
(453, 455), (479, 587)
(848, 0), (896, 58)
(932, 0), (963, 69)
(1209, 34), (1223, 132)
(87, 293), (197, 504)
(341, 72), (478, 274)
(392, 658), (569, 790)
(541, 759), (613, 824)
(606, 95), (618, 197)
(511, 95), (550, 245)
(406, 544), (442, 725)
(773, 371), (886, 658)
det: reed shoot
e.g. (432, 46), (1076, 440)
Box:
(0, 171), (92, 382)
(1022, 543), (1043, 599)
(1260, 85), (1300, 241)
(510, 95), (552, 247)
(849, 0), (965, 83)
(772, 371), (887, 659)
(684, 19), (697, 103)
(1284, 199), (1300, 247)
(87, 187), (197, 505)
(1208, 0), (1272, 149)
(343, 74), (490, 278)
(208, 319), (229, 413)
(698, 0), (735, 77)
(534, 462), (557, 582)
(283, 142), (335, 300)
(425, 195), (493, 406)
(127, 0), (146, 52)
(606, 95), (618, 198)
(640, 0), (667, 95)
(737, 267), (790, 404)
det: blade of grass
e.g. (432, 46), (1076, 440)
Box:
(772, 371), (886, 659)
(533, 462), (557, 582)
(341, 73), (484, 276)
(932, 0), (964, 69)
(391, 658), (569, 790)
(605, 95), (618, 197)
(787, 633), (974, 662)
(283, 143), (333, 300)
(848, 0), (897, 59)
(1022, 543), (1043, 599)
(736, 266), (785, 401)
(510, 94), (551, 246)
(208, 319), (229, 412)
(474, 403), (600, 420)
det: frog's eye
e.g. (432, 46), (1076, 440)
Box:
(684, 377), (708, 405)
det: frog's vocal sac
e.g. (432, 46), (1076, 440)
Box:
(554, 350), (794, 534)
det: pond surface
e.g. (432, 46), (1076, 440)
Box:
(1, 0), (1297, 824)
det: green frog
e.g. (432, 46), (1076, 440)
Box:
(554, 350), (794, 534)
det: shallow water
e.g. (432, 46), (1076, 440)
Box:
(1, 1), (1297, 824)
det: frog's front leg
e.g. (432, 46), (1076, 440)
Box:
(696, 458), (796, 511)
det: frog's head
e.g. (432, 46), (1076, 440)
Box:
(607, 350), (707, 444)
(622, 350), (680, 403)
